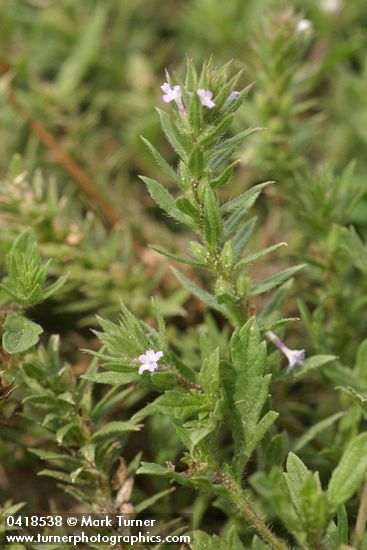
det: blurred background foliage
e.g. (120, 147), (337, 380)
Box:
(1, 0), (367, 538)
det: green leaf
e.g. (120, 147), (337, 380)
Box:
(82, 370), (139, 385)
(157, 108), (189, 159)
(2, 313), (43, 354)
(149, 389), (206, 420)
(250, 265), (304, 296)
(283, 452), (309, 511)
(200, 114), (234, 147)
(293, 412), (344, 452)
(172, 268), (225, 314)
(91, 421), (141, 441)
(328, 432), (367, 506)
(193, 531), (227, 550)
(252, 535), (270, 549)
(290, 355), (337, 379)
(336, 386), (367, 413)
(233, 217), (258, 255)
(226, 318), (277, 477)
(28, 449), (80, 470)
(140, 136), (179, 182)
(226, 526), (246, 550)
(355, 339), (367, 384)
(298, 473), (329, 542)
(326, 505), (348, 549)
(150, 245), (204, 267)
(42, 274), (68, 301)
(237, 242), (287, 267)
(134, 487), (175, 514)
(140, 176), (186, 224)
(200, 348), (220, 396)
(188, 146), (204, 178)
(80, 444), (96, 463)
(222, 181), (273, 214)
(210, 127), (264, 170)
(211, 161), (238, 189)
(56, 423), (75, 445)
(176, 197), (201, 224)
(204, 185), (223, 248)
(136, 462), (168, 476)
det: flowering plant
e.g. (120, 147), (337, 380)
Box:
(1, 10), (367, 546)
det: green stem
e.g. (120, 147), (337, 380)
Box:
(215, 473), (289, 550)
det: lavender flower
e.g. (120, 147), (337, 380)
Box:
(138, 349), (164, 375)
(227, 91), (240, 101)
(266, 331), (305, 372)
(161, 83), (186, 114)
(223, 90), (240, 109)
(197, 89), (215, 109)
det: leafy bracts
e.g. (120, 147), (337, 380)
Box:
(141, 61), (301, 327)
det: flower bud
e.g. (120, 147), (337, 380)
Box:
(236, 272), (251, 298)
(215, 277), (234, 298)
(220, 241), (236, 273)
(190, 241), (208, 264)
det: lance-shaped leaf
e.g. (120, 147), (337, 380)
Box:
(336, 386), (367, 414)
(209, 127), (264, 170)
(140, 136), (179, 183)
(293, 412), (344, 452)
(204, 185), (223, 248)
(157, 108), (190, 160)
(200, 114), (234, 147)
(150, 245), (205, 267)
(140, 176), (186, 224)
(222, 181), (273, 215)
(328, 432), (367, 507)
(236, 242), (287, 267)
(176, 197), (201, 225)
(172, 268), (225, 314)
(200, 347), (220, 396)
(250, 265), (304, 296)
(283, 452), (309, 512)
(211, 161), (239, 189)
(188, 146), (205, 178)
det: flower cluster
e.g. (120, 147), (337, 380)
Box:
(161, 82), (216, 113)
(161, 82), (238, 114)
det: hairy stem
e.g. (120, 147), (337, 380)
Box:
(214, 473), (289, 550)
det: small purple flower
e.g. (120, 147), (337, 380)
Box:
(197, 88), (216, 109)
(138, 349), (164, 375)
(227, 91), (240, 101)
(161, 82), (186, 114)
(266, 331), (305, 372)
(223, 90), (240, 109)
